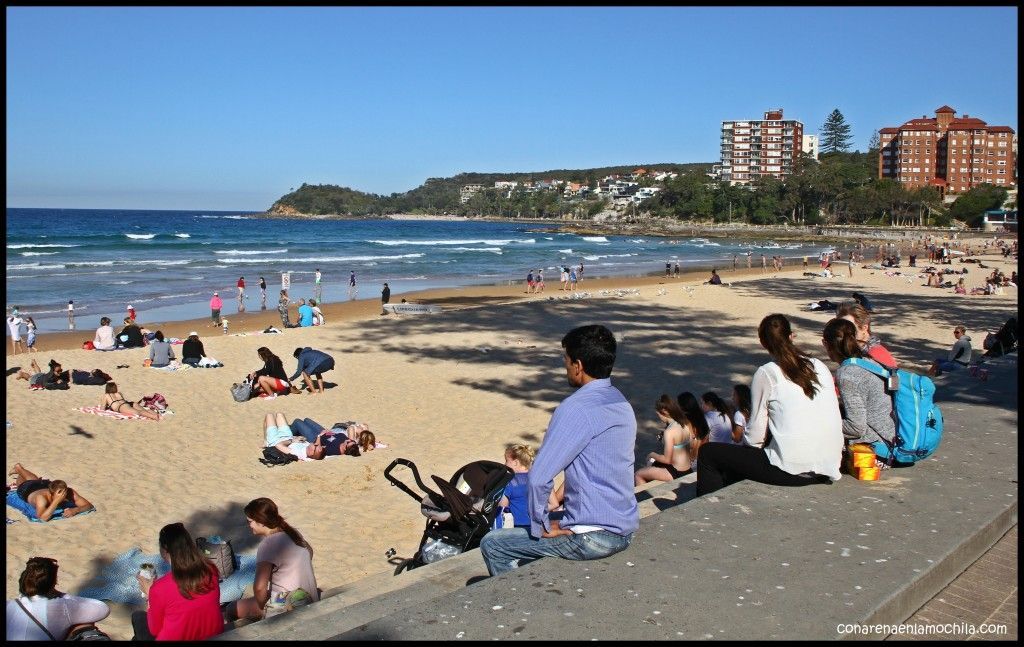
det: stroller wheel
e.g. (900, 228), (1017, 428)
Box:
(393, 558), (417, 576)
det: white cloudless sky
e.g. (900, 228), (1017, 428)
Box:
(6, 6), (1018, 210)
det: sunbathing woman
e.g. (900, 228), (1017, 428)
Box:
(287, 417), (375, 456)
(263, 413), (325, 461)
(16, 359), (69, 389)
(634, 394), (694, 486)
(100, 382), (160, 420)
(8, 463), (95, 522)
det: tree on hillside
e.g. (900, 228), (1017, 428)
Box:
(867, 130), (880, 152)
(821, 109), (853, 153)
(948, 184), (1009, 228)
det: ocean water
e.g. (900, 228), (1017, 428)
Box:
(6, 208), (824, 332)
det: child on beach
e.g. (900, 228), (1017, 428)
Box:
(25, 316), (37, 352)
(498, 445), (535, 528)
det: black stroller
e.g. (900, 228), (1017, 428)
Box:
(384, 458), (513, 575)
(983, 316), (1018, 359)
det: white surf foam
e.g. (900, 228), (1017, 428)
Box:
(174, 233), (191, 238)
(214, 249), (288, 255)
(125, 233), (157, 240)
(7, 243), (79, 249)
(581, 236), (608, 242)
(20, 252), (60, 256)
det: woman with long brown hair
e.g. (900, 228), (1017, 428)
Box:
(696, 314), (843, 496)
(225, 498), (319, 621)
(249, 347), (291, 399)
(132, 522), (222, 640)
(822, 318), (896, 448)
(634, 394), (694, 485)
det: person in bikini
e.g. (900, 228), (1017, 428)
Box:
(634, 394), (695, 485)
(100, 382), (160, 420)
(8, 463), (95, 522)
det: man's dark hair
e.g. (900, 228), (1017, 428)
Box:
(561, 324), (616, 379)
(293, 347), (304, 358)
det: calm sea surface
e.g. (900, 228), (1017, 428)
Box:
(6, 208), (827, 332)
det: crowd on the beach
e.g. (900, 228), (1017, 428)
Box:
(4, 240), (1018, 640)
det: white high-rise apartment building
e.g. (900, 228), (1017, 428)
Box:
(720, 108), (804, 185)
(802, 134), (819, 160)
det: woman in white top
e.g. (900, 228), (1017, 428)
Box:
(225, 498), (320, 621)
(92, 317), (116, 351)
(701, 391), (736, 445)
(6, 556), (110, 640)
(696, 314), (843, 496)
(730, 384), (752, 444)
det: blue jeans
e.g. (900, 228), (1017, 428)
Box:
(290, 418), (325, 443)
(479, 527), (633, 576)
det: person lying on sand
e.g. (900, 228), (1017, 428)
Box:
(8, 463), (95, 522)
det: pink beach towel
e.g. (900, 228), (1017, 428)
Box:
(73, 406), (155, 421)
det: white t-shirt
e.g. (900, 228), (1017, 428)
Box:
(6, 595), (110, 641)
(256, 531), (320, 602)
(732, 410), (747, 444)
(705, 411), (734, 444)
(745, 358), (843, 481)
(286, 440), (312, 461)
(8, 316), (23, 340)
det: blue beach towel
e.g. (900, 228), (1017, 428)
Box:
(5, 489), (94, 523)
(77, 547), (257, 606)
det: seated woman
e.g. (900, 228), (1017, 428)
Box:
(731, 384), (752, 444)
(696, 314), (843, 496)
(836, 301), (898, 368)
(264, 413), (325, 461)
(117, 317), (145, 348)
(676, 391), (710, 467)
(928, 325), (972, 376)
(634, 394), (694, 486)
(16, 358), (70, 390)
(181, 331), (206, 366)
(926, 271), (942, 288)
(702, 391), (736, 445)
(132, 523), (222, 640)
(287, 417), (374, 456)
(705, 269), (723, 285)
(224, 498), (320, 622)
(823, 319), (897, 453)
(101, 382), (161, 420)
(6, 556), (110, 640)
(309, 299), (325, 326)
(249, 347), (291, 399)
(8, 463), (95, 522)
(147, 331), (175, 368)
(93, 317), (116, 351)
(954, 277), (967, 294)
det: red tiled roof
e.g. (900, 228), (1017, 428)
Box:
(988, 126), (1015, 133)
(899, 120), (938, 130)
(935, 105), (956, 113)
(879, 127), (899, 134)
(948, 117), (988, 127)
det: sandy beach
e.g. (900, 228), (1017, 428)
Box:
(4, 238), (1017, 639)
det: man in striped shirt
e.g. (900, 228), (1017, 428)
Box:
(480, 325), (638, 577)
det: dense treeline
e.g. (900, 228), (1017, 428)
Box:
(272, 155), (1011, 227)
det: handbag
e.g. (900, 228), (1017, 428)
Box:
(231, 377), (253, 402)
(196, 536), (236, 579)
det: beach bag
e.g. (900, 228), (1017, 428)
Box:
(198, 357), (223, 368)
(67, 624), (112, 641)
(841, 359), (943, 465)
(196, 536), (236, 580)
(231, 378), (253, 402)
(139, 393), (168, 412)
(260, 446), (298, 467)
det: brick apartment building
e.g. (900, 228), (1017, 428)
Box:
(878, 106), (1016, 201)
(719, 109), (804, 185)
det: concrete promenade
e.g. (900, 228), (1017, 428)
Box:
(221, 353), (1017, 641)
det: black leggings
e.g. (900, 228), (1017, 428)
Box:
(696, 443), (831, 496)
(131, 610), (155, 641)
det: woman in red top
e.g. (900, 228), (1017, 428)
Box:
(132, 523), (222, 641)
(836, 301), (898, 369)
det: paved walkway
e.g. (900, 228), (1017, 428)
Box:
(889, 525), (1017, 641)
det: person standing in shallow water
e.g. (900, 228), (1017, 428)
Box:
(259, 276), (267, 310)
(348, 271), (357, 300)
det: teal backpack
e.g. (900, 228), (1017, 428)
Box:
(841, 358), (943, 465)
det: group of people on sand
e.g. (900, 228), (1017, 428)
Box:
(7, 498), (319, 640)
(6, 307), (37, 355)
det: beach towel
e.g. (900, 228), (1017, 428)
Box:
(77, 547), (256, 606)
(73, 406), (155, 421)
(5, 490), (94, 523)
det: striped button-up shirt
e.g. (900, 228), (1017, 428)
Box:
(528, 378), (639, 537)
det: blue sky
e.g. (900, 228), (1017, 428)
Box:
(6, 6), (1018, 210)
